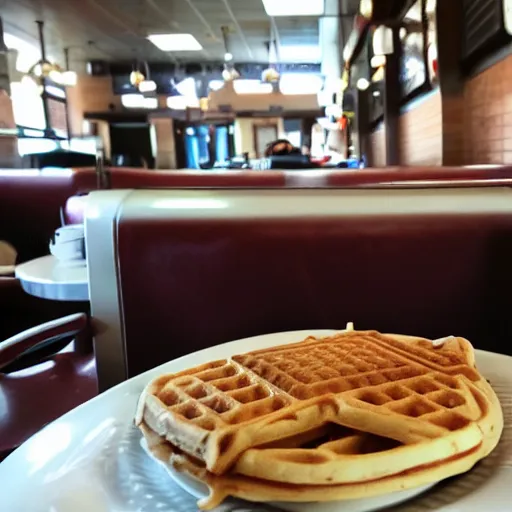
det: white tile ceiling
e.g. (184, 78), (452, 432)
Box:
(2, 0), (360, 70)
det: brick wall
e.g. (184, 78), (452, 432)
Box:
(369, 90), (443, 167)
(369, 125), (386, 167)
(463, 53), (512, 165)
(399, 90), (443, 166)
(67, 76), (121, 136)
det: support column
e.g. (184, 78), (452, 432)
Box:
(384, 28), (401, 166)
(301, 117), (316, 152)
(0, 18), (21, 167)
(437, 0), (465, 165)
(151, 117), (177, 169)
(356, 88), (370, 165)
(36, 21), (56, 138)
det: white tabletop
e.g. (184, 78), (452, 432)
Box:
(15, 255), (89, 301)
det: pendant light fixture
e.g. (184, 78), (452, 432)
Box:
(261, 21), (280, 85)
(221, 26), (240, 82)
(22, 21), (77, 93)
(0, 16), (11, 95)
(130, 57), (156, 93)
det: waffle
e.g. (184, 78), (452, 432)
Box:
(136, 329), (502, 478)
(140, 422), (490, 511)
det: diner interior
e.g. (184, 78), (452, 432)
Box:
(2, 0), (512, 510)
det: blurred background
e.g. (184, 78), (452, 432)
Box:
(0, 0), (506, 170)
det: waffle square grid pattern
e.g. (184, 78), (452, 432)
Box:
(152, 332), (481, 437)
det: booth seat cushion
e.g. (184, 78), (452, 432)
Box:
(0, 350), (97, 460)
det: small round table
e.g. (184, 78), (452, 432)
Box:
(15, 255), (89, 301)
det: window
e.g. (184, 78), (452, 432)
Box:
(399, 0), (438, 99)
(10, 82), (46, 130)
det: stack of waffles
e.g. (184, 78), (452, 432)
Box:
(136, 326), (503, 510)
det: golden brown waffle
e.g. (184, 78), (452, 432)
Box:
(136, 330), (502, 478)
(140, 422), (490, 511)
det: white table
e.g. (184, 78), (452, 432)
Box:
(15, 255), (89, 301)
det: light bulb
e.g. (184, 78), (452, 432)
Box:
(224, 52), (233, 62)
(33, 63), (43, 77)
(130, 70), (145, 86)
(49, 69), (63, 84)
(356, 78), (370, 90)
(61, 71), (77, 86)
(371, 55), (386, 68)
(261, 68), (280, 83)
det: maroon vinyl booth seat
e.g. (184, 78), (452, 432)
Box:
(0, 168), (97, 263)
(0, 313), (97, 460)
(108, 168), (288, 189)
(64, 166), (512, 226)
(5, 166), (512, 456)
(107, 166), (512, 190)
(0, 169), (98, 459)
(0, 169), (98, 341)
(86, 180), (512, 391)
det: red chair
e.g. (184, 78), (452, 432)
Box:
(0, 310), (97, 461)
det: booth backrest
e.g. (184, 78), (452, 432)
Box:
(86, 186), (512, 390)
(108, 169), (287, 189)
(106, 166), (512, 191)
(0, 168), (97, 263)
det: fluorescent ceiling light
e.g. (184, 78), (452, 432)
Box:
(233, 80), (273, 94)
(147, 33), (202, 52)
(279, 45), (321, 63)
(262, 0), (324, 16)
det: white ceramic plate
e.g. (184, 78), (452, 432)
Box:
(1, 330), (512, 512)
(141, 438), (435, 512)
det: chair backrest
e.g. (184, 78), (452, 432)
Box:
(0, 168), (97, 262)
(86, 185), (512, 391)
